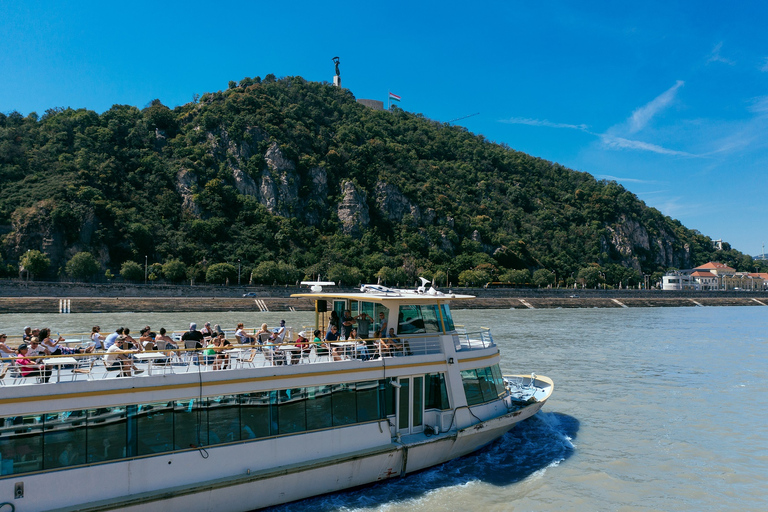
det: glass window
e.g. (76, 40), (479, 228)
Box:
(412, 376), (423, 428)
(398, 305), (425, 333)
(306, 385), (333, 430)
(332, 383), (357, 426)
(490, 364), (506, 397)
(383, 379), (396, 417)
(87, 407), (128, 462)
(477, 367), (497, 401)
(356, 380), (381, 422)
(240, 392), (271, 439)
(420, 305), (441, 332)
(174, 400), (208, 449)
(398, 378), (410, 429)
(136, 402), (174, 455)
(461, 369), (485, 406)
(425, 373), (450, 410)
(207, 395), (240, 445)
(440, 304), (455, 332)
(0, 415), (43, 475)
(278, 388), (306, 434)
(43, 410), (87, 470)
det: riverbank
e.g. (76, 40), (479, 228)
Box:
(0, 295), (765, 314)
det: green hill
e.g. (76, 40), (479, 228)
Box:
(0, 75), (760, 287)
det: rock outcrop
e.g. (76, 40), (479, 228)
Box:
(337, 181), (370, 238)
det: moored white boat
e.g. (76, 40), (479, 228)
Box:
(0, 282), (553, 511)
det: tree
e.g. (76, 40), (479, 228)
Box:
(65, 252), (100, 281)
(532, 269), (555, 288)
(20, 250), (50, 279)
(500, 268), (531, 285)
(120, 261), (144, 282)
(577, 266), (603, 288)
(206, 263), (237, 284)
(162, 259), (187, 282)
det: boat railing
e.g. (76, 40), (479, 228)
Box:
(454, 327), (495, 351)
(0, 333), (442, 386)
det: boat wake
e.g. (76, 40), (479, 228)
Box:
(261, 412), (579, 512)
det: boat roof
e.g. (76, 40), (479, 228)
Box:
(291, 289), (475, 303)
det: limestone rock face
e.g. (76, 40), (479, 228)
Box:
(604, 215), (692, 270)
(259, 143), (300, 217)
(305, 166), (328, 225)
(232, 168), (259, 197)
(375, 182), (422, 225)
(337, 181), (370, 238)
(176, 169), (201, 216)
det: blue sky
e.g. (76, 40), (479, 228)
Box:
(2, 1), (767, 257)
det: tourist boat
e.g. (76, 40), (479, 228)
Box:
(0, 281), (554, 511)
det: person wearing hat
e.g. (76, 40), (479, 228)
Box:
(16, 343), (52, 382)
(104, 336), (143, 377)
(181, 323), (204, 348)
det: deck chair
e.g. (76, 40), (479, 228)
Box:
(183, 341), (201, 370)
(72, 358), (97, 381)
(0, 363), (9, 385)
(237, 349), (258, 369)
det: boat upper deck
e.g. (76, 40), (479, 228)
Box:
(0, 328), (496, 390)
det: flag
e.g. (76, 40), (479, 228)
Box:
(388, 92), (401, 102)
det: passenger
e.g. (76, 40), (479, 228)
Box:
(295, 331), (310, 361)
(236, 323), (256, 345)
(0, 333), (17, 360)
(155, 328), (177, 349)
(216, 335), (231, 370)
(387, 328), (410, 355)
(104, 336), (142, 377)
(313, 329), (329, 359)
(200, 322), (214, 338)
(340, 310), (355, 339)
(181, 323), (204, 348)
(39, 328), (63, 356)
(15, 343), (52, 382)
(91, 326), (107, 351)
(324, 325), (342, 361)
(374, 330), (392, 357)
(58, 442), (80, 466)
(22, 326), (32, 342)
(123, 328), (143, 351)
(104, 327), (124, 349)
(349, 328), (369, 360)
(377, 312), (388, 335)
(327, 311), (340, 333)
(354, 312), (373, 339)
(203, 337), (221, 366)
(213, 324), (225, 336)
(26, 337), (48, 358)
(139, 327), (155, 350)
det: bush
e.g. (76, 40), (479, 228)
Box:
(20, 250), (50, 279)
(120, 261), (144, 282)
(206, 263), (237, 284)
(162, 259), (187, 282)
(65, 252), (100, 281)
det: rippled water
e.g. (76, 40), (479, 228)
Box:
(2, 306), (766, 511)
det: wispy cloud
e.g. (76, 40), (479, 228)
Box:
(600, 134), (693, 156)
(760, 57), (768, 72)
(596, 174), (660, 184)
(627, 80), (684, 133)
(748, 95), (768, 115)
(499, 117), (588, 131)
(707, 42), (735, 65)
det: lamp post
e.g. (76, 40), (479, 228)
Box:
(144, 255), (147, 285)
(238, 259), (241, 286)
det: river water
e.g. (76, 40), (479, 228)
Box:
(2, 306), (766, 511)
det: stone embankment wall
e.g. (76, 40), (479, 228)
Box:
(0, 280), (766, 313)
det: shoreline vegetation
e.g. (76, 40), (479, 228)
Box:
(0, 281), (765, 313)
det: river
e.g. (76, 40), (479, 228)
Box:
(2, 306), (766, 511)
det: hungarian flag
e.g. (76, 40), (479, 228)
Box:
(389, 92), (401, 102)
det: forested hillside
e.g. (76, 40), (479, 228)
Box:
(0, 75), (760, 287)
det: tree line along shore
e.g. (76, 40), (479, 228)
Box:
(0, 293), (765, 314)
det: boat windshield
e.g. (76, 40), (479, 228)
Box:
(440, 304), (455, 332)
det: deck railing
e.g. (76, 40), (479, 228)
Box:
(454, 327), (495, 351)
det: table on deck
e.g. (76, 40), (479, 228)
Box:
(42, 357), (78, 383)
(133, 352), (170, 375)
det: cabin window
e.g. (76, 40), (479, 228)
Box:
(425, 373), (451, 410)
(398, 379), (410, 430)
(0, 417), (43, 476)
(332, 383), (357, 426)
(43, 411), (87, 470)
(174, 400), (208, 448)
(207, 395), (241, 444)
(397, 305), (442, 334)
(137, 402), (175, 455)
(240, 392), (272, 439)
(412, 376), (424, 428)
(440, 304), (455, 332)
(87, 407), (128, 462)
(356, 380), (381, 422)
(278, 389), (307, 434)
(461, 365), (507, 405)
(306, 385), (333, 430)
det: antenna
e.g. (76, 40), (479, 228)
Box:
(448, 112), (480, 123)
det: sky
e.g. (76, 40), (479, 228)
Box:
(1, 1), (767, 257)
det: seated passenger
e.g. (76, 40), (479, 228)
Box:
(182, 323), (204, 348)
(374, 330), (393, 357)
(15, 343), (52, 382)
(235, 323), (255, 345)
(91, 326), (107, 351)
(349, 328), (369, 360)
(103, 336), (143, 377)
(139, 327), (155, 350)
(0, 333), (18, 360)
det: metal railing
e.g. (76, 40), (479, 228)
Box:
(454, 327), (495, 351)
